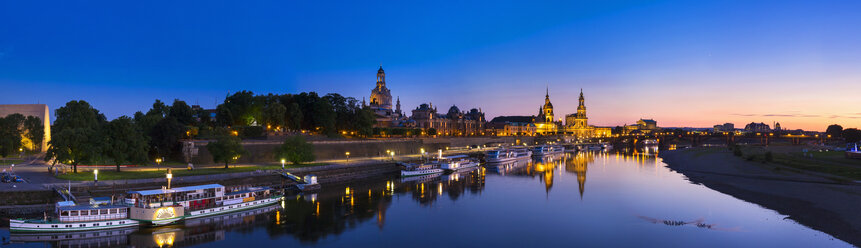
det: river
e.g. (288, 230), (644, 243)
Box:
(1, 150), (852, 247)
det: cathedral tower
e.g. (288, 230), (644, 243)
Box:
(542, 87), (554, 123)
(574, 89), (588, 128)
(370, 66), (393, 110)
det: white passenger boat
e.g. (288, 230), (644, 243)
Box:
(10, 202), (139, 232)
(532, 145), (565, 156)
(485, 147), (532, 163)
(439, 155), (480, 172)
(400, 162), (443, 177)
(125, 184), (281, 226)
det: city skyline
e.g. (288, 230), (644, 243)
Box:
(2, 1), (861, 131)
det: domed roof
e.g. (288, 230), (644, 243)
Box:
(447, 105), (460, 115)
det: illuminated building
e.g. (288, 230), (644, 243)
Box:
(410, 103), (485, 136)
(624, 119), (659, 135)
(744, 122), (771, 133)
(367, 66), (406, 127)
(713, 123), (735, 132)
(561, 90), (611, 138)
(535, 87), (561, 135)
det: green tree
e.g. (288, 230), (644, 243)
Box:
(0, 114), (24, 157)
(844, 128), (861, 144)
(355, 107), (376, 136)
(104, 116), (149, 172)
(169, 99), (195, 126)
(286, 103), (303, 131)
(826, 124), (843, 138)
(23, 116), (44, 152)
(215, 104), (234, 127)
(312, 99), (336, 136)
(262, 102), (287, 130)
(150, 117), (185, 159)
(207, 135), (245, 168)
(275, 136), (315, 165)
(46, 100), (106, 173)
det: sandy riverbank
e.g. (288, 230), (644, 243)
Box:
(660, 148), (861, 247)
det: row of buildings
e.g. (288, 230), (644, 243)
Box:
(367, 66), (659, 138)
(714, 122), (782, 133)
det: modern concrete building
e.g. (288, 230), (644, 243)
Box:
(0, 104), (51, 152)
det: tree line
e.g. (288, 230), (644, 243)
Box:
(42, 91), (374, 173)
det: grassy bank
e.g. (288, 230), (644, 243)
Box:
(0, 159), (26, 166)
(55, 163), (327, 181)
(733, 145), (861, 180)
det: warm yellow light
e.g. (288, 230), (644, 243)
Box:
(94, 169), (98, 175)
(345, 152), (350, 156)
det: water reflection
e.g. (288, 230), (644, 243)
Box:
(3, 147), (851, 247)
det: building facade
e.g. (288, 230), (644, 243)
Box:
(410, 103), (485, 136)
(744, 122), (771, 132)
(367, 66), (405, 127)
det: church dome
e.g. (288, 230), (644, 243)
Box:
(447, 105), (461, 115)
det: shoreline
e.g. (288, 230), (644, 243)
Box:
(0, 161), (399, 219)
(660, 148), (861, 247)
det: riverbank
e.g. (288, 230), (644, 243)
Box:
(0, 161), (400, 219)
(660, 147), (861, 247)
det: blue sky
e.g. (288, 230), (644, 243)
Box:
(1, 0), (860, 130)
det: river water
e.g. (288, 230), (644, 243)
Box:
(1, 151), (852, 247)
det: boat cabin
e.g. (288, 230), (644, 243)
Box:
(57, 204), (129, 223)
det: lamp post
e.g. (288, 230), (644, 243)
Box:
(390, 151), (395, 161)
(166, 168), (173, 189)
(93, 169), (98, 183)
(345, 152), (350, 162)
(281, 159), (286, 170)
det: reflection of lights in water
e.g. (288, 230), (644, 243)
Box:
(281, 197), (285, 208)
(438, 183), (443, 196)
(153, 231), (176, 247)
(345, 187), (351, 195)
(316, 202), (320, 216)
(276, 210), (281, 223)
(420, 183), (425, 196)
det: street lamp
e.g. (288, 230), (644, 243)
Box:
(281, 159), (286, 169)
(94, 169), (98, 183)
(390, 151), (395, 161)
(345, 152), (350, 162)
(166, 168), (173, 189)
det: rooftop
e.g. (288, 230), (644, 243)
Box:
(128, 184), (224, 196)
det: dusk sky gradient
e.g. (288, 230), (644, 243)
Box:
(2, 0), (860, 131)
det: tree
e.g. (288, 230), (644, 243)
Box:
(0, 114), (24, 157)
(275, 136), (315, 165)
(215, 105), (234, 127)
(23, 116), (44, 152)
(169, 99), (195, 126)
(262, 102), (287, 130)
(427, 128), (438, 136)
(844, 128), (861, 144)
(150, 117), (185, 159)
(207, 135), (244, 168)
(826, 124), (843, 138)
(147, 99), (169, 117)
(104, 116), (149, 172)
(46, 100), (106, 173)
(355, 107), (376, 137)
(312, 99), (336, 136)
(286, 103), (303, 131)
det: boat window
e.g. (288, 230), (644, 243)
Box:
(80, 210), (89, 216)
(61, 211), (69, 216)
(100, 209), (108, 214)
(109, 209), (117, 214)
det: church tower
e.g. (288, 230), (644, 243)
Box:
(542, 87), (554, 123)
(370, 66), (393, 110)
(574, 89), (588, 128)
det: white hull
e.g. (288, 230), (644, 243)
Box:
(10, 219), (139, 233)
(486, 154), (531, 163)
(401, 169), (444, 177)
(185, 197), (281, 220)
(441, 161), (479, 172)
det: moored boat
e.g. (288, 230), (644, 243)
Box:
(532, 145), (565, 156)
(125, 184), (281, 226)
(10, 202), (139, 232)
(400, 162), (443, 177)
(485, 147), (532, 163)
(439, 155), (480, 172)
